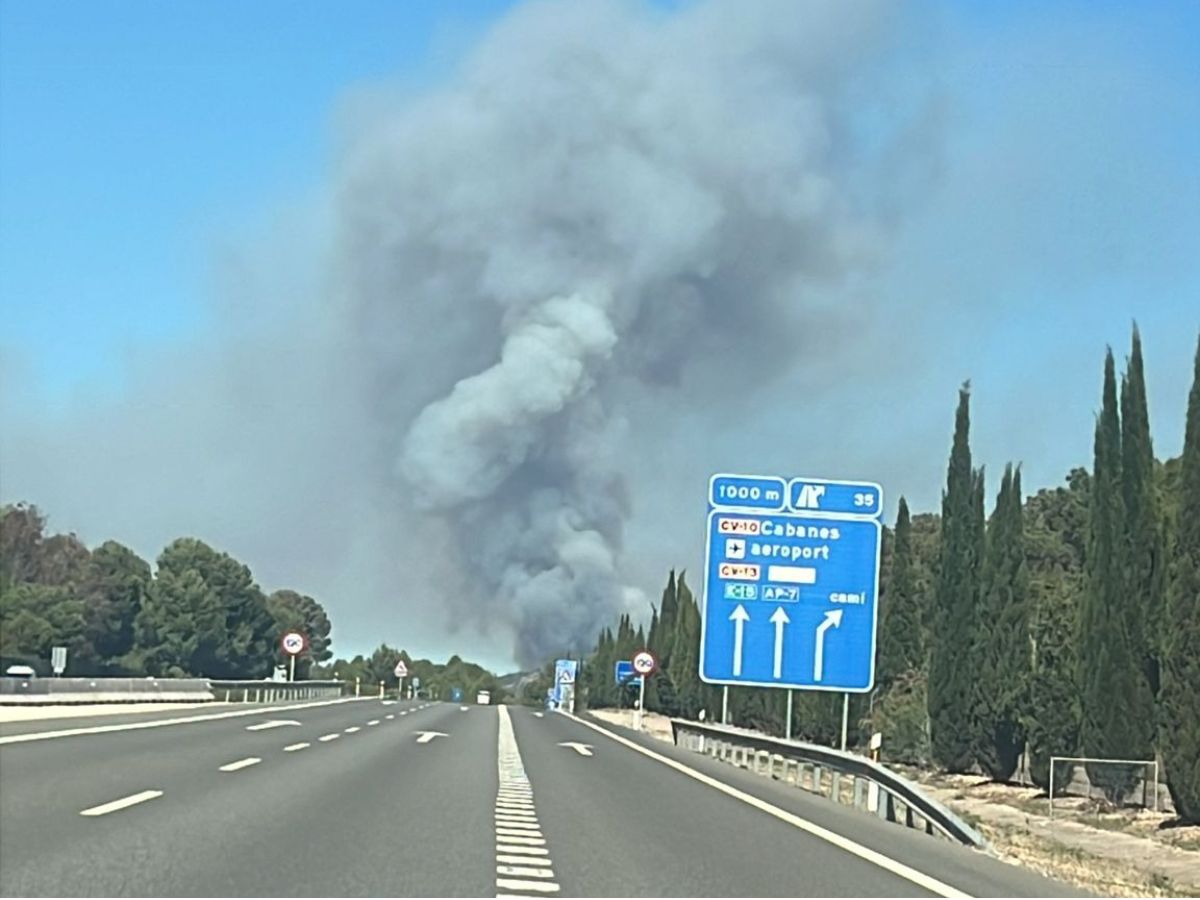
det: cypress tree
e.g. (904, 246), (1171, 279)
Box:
(929, 383), (982, 772)
(669, 573), (702, 718)
(1023, 473), (1088, 792)
(1080, 348), (1150, 801)
(1162, 335), (1200, 822)
(972, 465), (1031, 781)
(1120, 325), (1165, 699)
(878, 497), (923, 688)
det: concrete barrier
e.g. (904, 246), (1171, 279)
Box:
(0, 677), (214, 704)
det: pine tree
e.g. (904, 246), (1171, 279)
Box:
(929, 383), (982, 772)
(972, 465), (1031, 781)
(878, 498), (923, 688)
(1162, 335), (1200, 822)
(1120, 325), (1165, 698)
(1080, 348), (1151, 801)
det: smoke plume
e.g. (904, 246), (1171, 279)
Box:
(332, 0), (925, 666)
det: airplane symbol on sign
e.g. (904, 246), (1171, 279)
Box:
(725, 538), (746, 559)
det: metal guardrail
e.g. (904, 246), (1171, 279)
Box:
(0, 677), (344, 704)
(670, 718), (986, 848)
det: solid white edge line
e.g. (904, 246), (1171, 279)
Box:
(0, 696), (369, 746)
(218, 756), (261, 772)
(558, 711), (970, 899)
(79, 790), (163, 816)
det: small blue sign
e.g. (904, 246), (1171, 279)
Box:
(552, 659), (578, 705)
(700, 491), (882, 693)
(614, 660), (643, 687)
(724, 583), (758, 600)
(709, 474), (787, 511)
(788, 478), (882, 518)
(450, 687), (464, 702)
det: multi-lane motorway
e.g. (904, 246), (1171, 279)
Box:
(0, 700), (1081, 898)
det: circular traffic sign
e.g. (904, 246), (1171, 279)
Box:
(280, 631), (307, 656)
(632, 650), (656, 676)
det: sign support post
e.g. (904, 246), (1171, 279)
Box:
(785, 689), (793, 740)
(289, 655), (295, 683)
(840, 692), (849, 751)
(630, 650), (657, 731)
(722, 686), (729, 725)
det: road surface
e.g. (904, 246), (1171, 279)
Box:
(0, 700), (1081, 897)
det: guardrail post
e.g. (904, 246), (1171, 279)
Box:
(853, 776), (864, 809)
(904, 803), (916, 828)
(812, 765), (823, 794)
(831, 771), (842, 803)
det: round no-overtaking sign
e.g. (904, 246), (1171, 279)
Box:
(632, 650), (657, 676)
(280, 631), (307, 656)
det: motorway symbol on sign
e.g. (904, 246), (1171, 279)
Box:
(701, 473), (882, 692)
(394, 660), (408, 678)
(280, 631), (307, 656)
(632, 650), (656, 676)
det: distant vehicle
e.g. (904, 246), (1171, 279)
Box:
(4, 665), (36, 679)
(476, 690), (491, 705)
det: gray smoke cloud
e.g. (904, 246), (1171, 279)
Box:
(1, 0), (941, 671)
(329, 0), (929, 666)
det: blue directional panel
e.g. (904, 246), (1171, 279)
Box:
(708, 474), (788, 512)
(700, 509), (881, 692)
(788, 478), (883, 518)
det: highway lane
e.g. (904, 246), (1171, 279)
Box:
(508, 708), (1083, 898)
(0, 700), (494, 896)
(1, 701), (1087, 897)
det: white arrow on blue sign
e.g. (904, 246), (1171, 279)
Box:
(700, 473), (882, 693)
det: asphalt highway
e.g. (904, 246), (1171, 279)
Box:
(0, 700), (1083, 897)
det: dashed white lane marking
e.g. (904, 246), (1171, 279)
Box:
(218, 757), (261, 772)
(344, 726), (361, 733)
(497, 845), (549, 856)
(495, 879), (560, 894)
(367, 720), (381, 726)
(318, 733), (340, 742)
(496, 706), (559, 898)
(245, 719), (300, 731)
(558, 711), (970, 899)
(80, 790), (163, 817)
(386, 714), (395, 720)
(283, 742), (310, 752)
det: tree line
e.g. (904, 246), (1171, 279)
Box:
(0, 510), (332, 679)
(312, 648), (510, 704)
(561, 327), (1200, 823)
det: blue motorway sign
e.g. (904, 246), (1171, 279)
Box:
(552, 659), (578, 705)
(700, 479), (882, 692)
(614, 660), (643, 687)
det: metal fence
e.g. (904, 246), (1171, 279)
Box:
(209, 680), (344, 703)
(670, 718), (986, 848)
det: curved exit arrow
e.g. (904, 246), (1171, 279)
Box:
(813, 608), (843, 682)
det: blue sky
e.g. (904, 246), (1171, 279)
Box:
(2, 0), (1198, 670)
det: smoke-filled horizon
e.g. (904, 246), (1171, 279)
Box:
(333, 0), (937, 665)
(3, 0), (1196, 670)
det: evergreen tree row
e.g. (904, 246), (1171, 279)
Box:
(0, 512), (333, 679)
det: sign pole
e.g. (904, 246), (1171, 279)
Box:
(840, 692), (849, 751)
(722, 685), (729, 725)
(289, 655), (295, 683)
(785, 689), (793, 741)
(637, 676), (646, 731)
